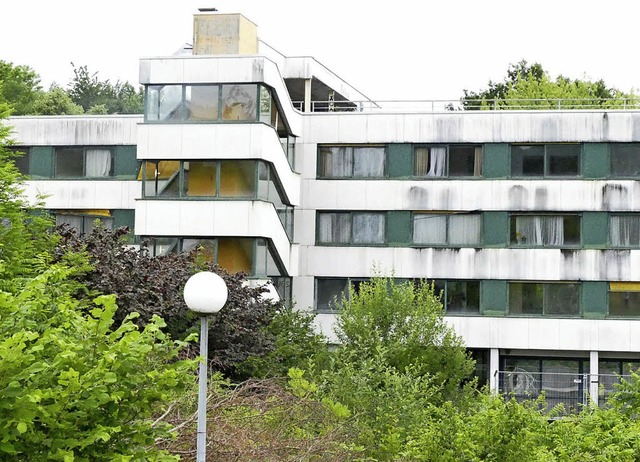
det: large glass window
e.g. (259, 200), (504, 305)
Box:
(609, 282), (640, 317)
(509, 282), (580, 316)
(611, 144), (640, 177)
(511, 144), (580, 177)
(55, 210), (113, 234)
(432, 280), (480, 314)
(315, 277), (369, 311)
(318, 146), (385, 178)
(145, 85), (183, 121)
(510, 214), (580, 246)
(610, 215), (640, 247)
(186, 85), (219, 121)
(317, 212), (386, 245)
(413, 213), (481, 246)
(414, 145), (482, 177)
(55, 147), (113, 178)
(11, 147), (29, 175)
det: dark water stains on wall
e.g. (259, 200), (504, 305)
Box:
(599, 249), (631, 280)
(509, 184), (528, 209)
(534, 187), (548, 209)
(602, 183), (629, 210)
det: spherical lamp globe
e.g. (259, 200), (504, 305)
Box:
(183, 271), (228, 314)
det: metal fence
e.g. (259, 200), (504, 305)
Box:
(292, 98), (640, 113)
(497, 370), (630, 414)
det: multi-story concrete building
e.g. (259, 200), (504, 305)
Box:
(8, 11), (640, 408)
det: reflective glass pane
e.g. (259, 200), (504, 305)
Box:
(318, 147), (353, 177)
(547, 144), (580, 176)
(353, 147), (384, 177)
(512, 145), (544, 176)
(446, 281), (480, 313)
(217, 238), (254, 274)
(449, 146), (479, 176)
(317, 278), (349, 311)
(611, 144), (640, 177)
(220, 161), (255, 197)
(145, 85), (183, 121)
(544, 283), (580, 315)
(610, 215), (640, 246)
(509, 282), (543, 314)
(55, 148), (84, 177)
(222, 84), (257, 121)
(413, 214), (447, 245)
(317, 213), (351, 244)
(184, 161), (217, 197)
(352, 213), (385, 244)
(186, 85), (219, 121)
(609, 292), (640, 316)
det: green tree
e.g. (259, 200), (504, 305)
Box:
(67, 64), (143, 114)
(0, 61), (42, 115)
(31, 86), (83, 115)
(0, 265), (196, 461)
(462, 60), (638, 110)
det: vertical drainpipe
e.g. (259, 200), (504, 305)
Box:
(304, 78), (312, 112)
(589, 351), (599, 407)
(489, 348), (500, 393)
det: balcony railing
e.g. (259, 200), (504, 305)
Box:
(292, 98), (640, 113)
(497, 370), (629, 414)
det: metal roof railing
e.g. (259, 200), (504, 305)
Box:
(292, 97), (640, 113)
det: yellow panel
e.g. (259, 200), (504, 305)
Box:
(137, 161), (180, 181)
(217, 238), (252, 274)
(187, 162), (216, 196)
(220, 162), (254, 197)
(610, 282), (640, 292)
(58, 209), (111, 217)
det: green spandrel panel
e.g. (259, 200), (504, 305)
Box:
(582, 212), (608, 247)
(483, 143), (510, 178)
(582, 281), (607, 318)
(114, 146), (138, 178)
(582, 143), (609, 179)
(112, 209), (135, 232)
(482, 212), (509, 246)
(387, 211), (412, 245)
(387, 144), (413, 178)
(481, 280), (508, 315)
(29, 147), (54, 178)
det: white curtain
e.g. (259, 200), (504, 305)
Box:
(611, 216), (640, 246)
(414, 148), (430, 176)
(413, 214), (447, 245)
(427, 147), (447, 177)
(318, 213), (351, 243)
(353, 147), (384, 177)
(515, 216), (564, 245)
(449, 214), (481, 245)
(352, 213), (385, 244)
(322, 147), (352, 177)
(85, 149), (112, 177)
(473, 147), (483, 176)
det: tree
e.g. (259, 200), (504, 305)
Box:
(53, 225), (289, 378)
(0, 61), (42, 115)
(30, 86), (83, 115)
(462, 60), (638, 110)
(67, 64), (143, 114)
(0, 265), (196, 461)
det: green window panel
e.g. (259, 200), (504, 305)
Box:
(386, 211), (412, 245)
(482, 212), (509, 246)
(482, 143), (510, 178)
(582, 143), (609, 179)
(112, 209), (135, 231)
(29, 146), (54, 178)
(114, 146), (138, 178)
(480, 280), (508, 315)
(582, 281), (608, 318)
(582, 212), (608, 247)
(387, 144), (412, 178)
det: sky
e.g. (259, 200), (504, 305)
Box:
(2, 0), (639, 102)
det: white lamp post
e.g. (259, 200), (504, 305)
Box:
(183, 271), (228, 462)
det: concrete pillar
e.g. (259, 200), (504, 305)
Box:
(304, 79), (312, 113)
(489, 348), (500, 393)
(590, 350), (599, 407)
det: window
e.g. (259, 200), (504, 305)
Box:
(610, 215), (640, 247)
(186, 85), (219, 121)
(318, 146), (385, 178)
(317, 212), (386, 244)
(55, 210), (113, 234)
(510, 214), (580, 246)
(610, 144), (640, 177)
(55, 147), (113, 178)
(11, 147), (29, 175)
(509, 282), (580, 316)
(609, 282), (640, 317)
(432, 280), (480, 314)
(511, 144), (580, 177)
(315, 277), (368, 311)
(414, 145), (482, 177)
(413, 213), (481, 246)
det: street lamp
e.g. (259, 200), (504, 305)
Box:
(183, 271), (228, 462)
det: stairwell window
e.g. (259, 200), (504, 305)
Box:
(509, 282), (580, 316)
(511, 144), (581, 177)
(317, 212), (386, 245)
(413, 145), (482, 177)
(510, 214), (580, 246)
(413, 213), (481, 246)
(318, 146), (385, 178)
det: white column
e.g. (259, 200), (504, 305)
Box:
(489, 348), (500, 393)
(304, 79), (312, 112)
(589, 350), (599, 407)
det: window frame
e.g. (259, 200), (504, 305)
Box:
(431, 279), (481, 315)
(508, 281), (581, 317)
(608, 282), (640, 317)
(315, 277), (370, 312)
(316, 211), (387, 246)
(510, 143), (582, 178)
(412, 212), (482, 247)
(412, 144), (483, 178)
(55, 210), (114, 235)
(317, 145), (387, 179)
(54, 146), (115, 179)
(509, 213), (582, 248)
(609, 213), (640, 248)
(610, 143), (640, 178)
